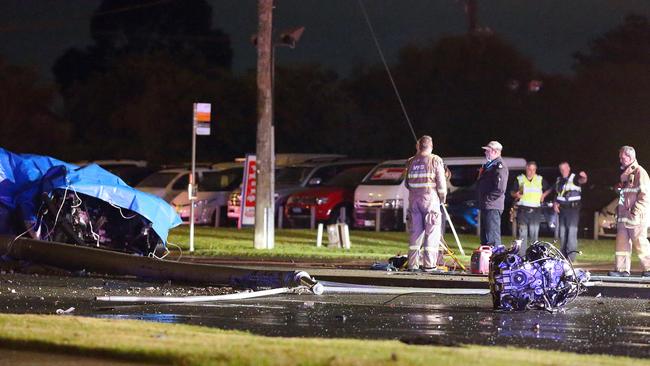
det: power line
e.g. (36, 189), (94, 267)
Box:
(357, 0), (417, 142)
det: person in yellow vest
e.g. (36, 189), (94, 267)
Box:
(405, 135), (447, 272)
(511, 161), (552, 256)
(609, 146), (650, 277)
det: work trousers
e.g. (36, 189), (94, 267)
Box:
(516, 206), (541, 256)
(615, 223), (650, 272)
(407, 195), (441, 270)
(480, 209), (502, 246)
(558, 206), (580, 261)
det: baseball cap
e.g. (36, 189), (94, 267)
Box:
(482, 141), (503, 151)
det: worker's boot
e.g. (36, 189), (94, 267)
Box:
(607, 270), (630, 277)
(642, 271), (650, 277)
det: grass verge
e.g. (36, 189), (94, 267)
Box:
(0, 314), (645, 366)
(168, 226), (629, 268)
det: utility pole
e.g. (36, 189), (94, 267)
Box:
(254, 0), (274, 249)
(464, 0), (478, 34)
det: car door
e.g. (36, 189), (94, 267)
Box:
(168, 173), (189, 202)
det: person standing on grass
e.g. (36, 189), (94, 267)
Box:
(477, 141), (508, 246)
(553, 161), (587, 262)
(511, 161), (552, 256)
(609, 146), (650, 277)
(404, 135), (447, 272)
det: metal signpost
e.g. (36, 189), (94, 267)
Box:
(190, 102), (211, 253)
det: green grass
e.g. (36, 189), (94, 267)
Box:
(0, 314), (645, 366)
(168, 226), (629, 267)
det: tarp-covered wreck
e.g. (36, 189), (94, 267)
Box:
(0, 148), (181, 256)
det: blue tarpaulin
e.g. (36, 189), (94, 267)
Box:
(0, 148), (181, 244)
(0, 148), (76, 209)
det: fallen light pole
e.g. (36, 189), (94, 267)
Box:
(0, 236), (323, 294)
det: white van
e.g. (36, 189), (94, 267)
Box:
(353, 156), (527, 230)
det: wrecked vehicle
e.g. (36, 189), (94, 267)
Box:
(0, 148), (181, 256)
(489, 240), (590, 312)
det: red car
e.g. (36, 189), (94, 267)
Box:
(285, 164), (377, 227)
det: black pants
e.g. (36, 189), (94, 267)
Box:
(480, 209), (502, 246)
(558, 206), (580, 261)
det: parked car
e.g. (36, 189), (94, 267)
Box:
(595, 191), (650, 238)
(171, 165), (244, 225)
(75, 160), (155, 186)
(227, 159), (376, 225)
(353, 157), (527, 231)
(284, 163), (378, 227)
(136, 168), (209, 202)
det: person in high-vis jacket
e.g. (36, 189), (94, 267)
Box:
(405, 135), (447, 272)
(609, 146), (650, 277)
(553, 161), (588, 262)
(511, 161), (552, 256)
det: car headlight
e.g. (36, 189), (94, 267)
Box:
(316, 197), (329, 205)
(383, 199), (403, 209)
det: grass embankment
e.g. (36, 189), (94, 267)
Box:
(168, 227), (628, 267)
(0, 314), (645, 366)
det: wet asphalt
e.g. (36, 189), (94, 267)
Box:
(0, 272), (649, 359)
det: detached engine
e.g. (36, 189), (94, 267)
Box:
(489, 240), (590, 312)
(37, 189), (162, 256)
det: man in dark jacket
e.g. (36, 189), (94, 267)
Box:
(477, 141), (509, 246)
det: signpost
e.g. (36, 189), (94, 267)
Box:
(189, 102), (211, 253)
(239, 154), (257, 227)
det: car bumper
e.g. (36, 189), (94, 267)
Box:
(354, 207), (404, 230)
(176, 205), (212, 225)
(285, 205), (329, 222)
(227, 205), (240, 220)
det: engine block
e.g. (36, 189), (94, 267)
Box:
(489, 240), (590, 312)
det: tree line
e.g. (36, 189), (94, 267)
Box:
(0, 0), (647, 178)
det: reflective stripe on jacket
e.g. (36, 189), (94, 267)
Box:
(516, 174), (543, 208)
(555, 173), (581, 203)
(405, 153), (446, 201)
(617, 162), (650, 228)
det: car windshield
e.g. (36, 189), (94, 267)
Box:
(104, 166), (153, 186)
(324, 165), (375, 187)
(137, 172), (179, 188)
(276, 166), (313, 185)
(361, 164), (405, 185)
(448, 165), (482, 188)
(199, 168), (243, 191)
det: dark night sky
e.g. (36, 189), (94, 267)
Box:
(1, 0), (649, 82)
